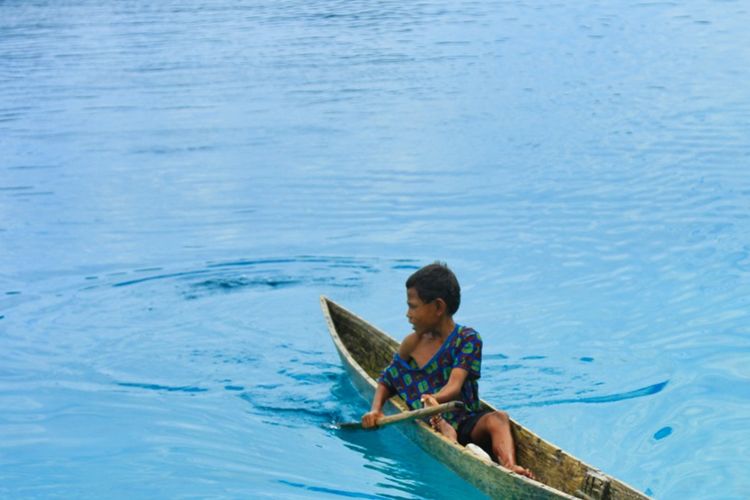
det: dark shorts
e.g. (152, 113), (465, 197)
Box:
(457, 409), (493, 446)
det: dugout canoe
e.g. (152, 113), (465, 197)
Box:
(320, 296), (650, 500)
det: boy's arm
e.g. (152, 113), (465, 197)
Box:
(432, 329), (482, 404)
(431, 367), (469, 403)
(361, 383), (392, 428)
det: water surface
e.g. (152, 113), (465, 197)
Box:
(2, 0), (750, 498)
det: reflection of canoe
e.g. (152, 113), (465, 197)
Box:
(321, 296), (649, 500)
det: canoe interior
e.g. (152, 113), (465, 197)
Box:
(322, 297), (650, 500)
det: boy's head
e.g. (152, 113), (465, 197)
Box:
(405, 262), (461, 316)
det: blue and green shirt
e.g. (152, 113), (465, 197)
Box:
(377, 325), (483, 429)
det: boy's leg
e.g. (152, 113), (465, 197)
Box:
(470, 411), (534, 479)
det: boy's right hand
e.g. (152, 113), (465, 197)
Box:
(361, 410), (384, 428)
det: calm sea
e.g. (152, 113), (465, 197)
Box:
(2, 0), (749, 498)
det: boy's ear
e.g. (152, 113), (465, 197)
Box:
(434, 298), (447, 315)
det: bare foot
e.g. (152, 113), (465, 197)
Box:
(421, 394), (458, 442)
(433, 416), (458, 443)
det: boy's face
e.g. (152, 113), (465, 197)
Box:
(406, 287), (440, 334)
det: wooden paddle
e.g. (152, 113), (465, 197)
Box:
(337, 401), (465, 430)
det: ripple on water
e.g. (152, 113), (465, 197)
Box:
(116, 382), (209, 393)
(99, 256), (394, 300)
(2, 267), (416, 495)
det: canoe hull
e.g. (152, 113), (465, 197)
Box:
(321, 296), (649, 500)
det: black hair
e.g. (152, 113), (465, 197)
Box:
(405, 262), (461, 315)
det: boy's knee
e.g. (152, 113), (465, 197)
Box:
(492, 410), (509, 425)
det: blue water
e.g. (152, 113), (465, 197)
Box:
(2, 0), (749, 498)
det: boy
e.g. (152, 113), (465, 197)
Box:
(361, 262), (534, 479)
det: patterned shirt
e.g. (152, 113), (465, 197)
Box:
(377, 325), (482, 429)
